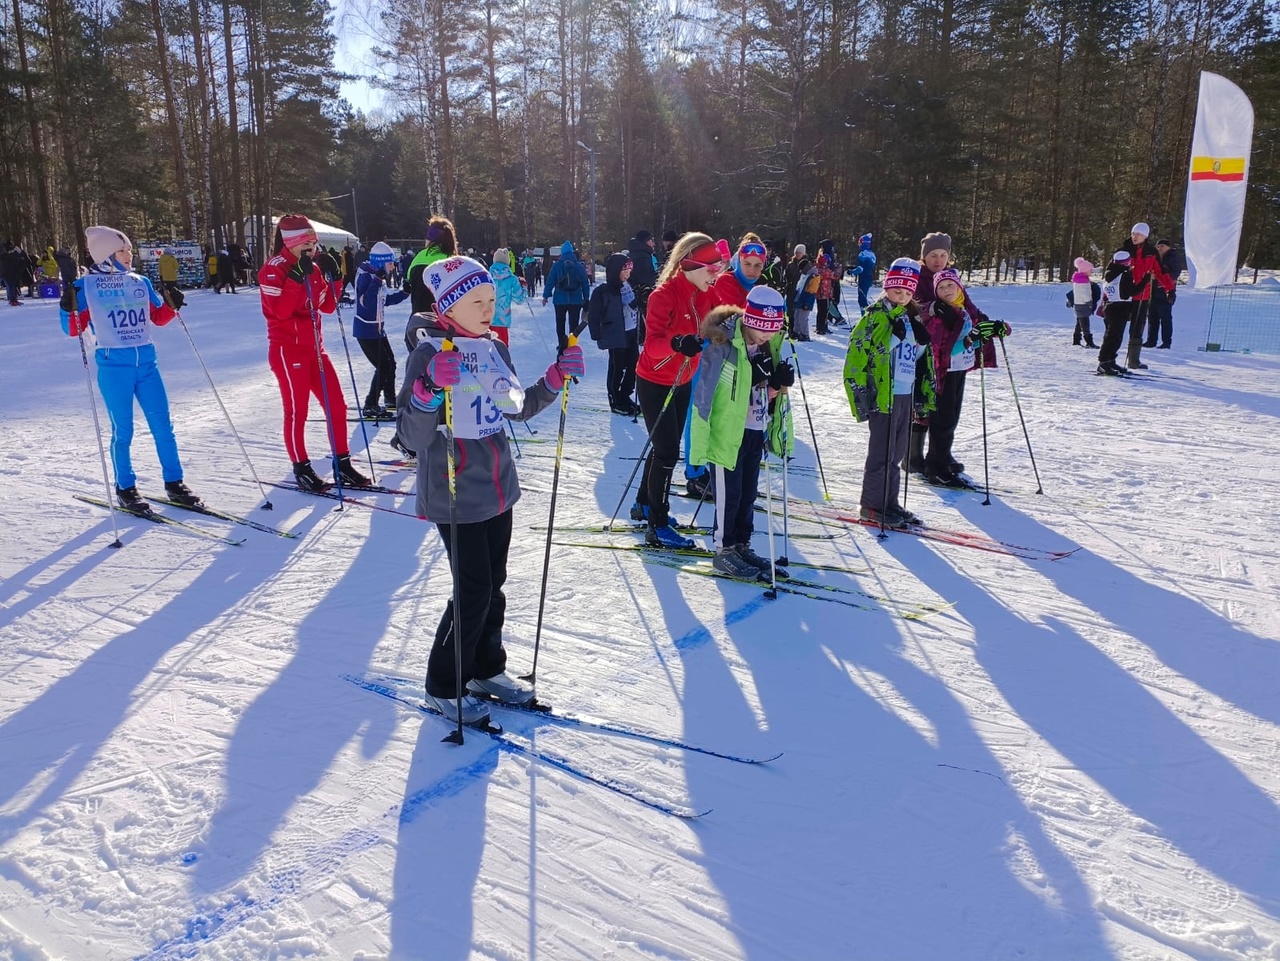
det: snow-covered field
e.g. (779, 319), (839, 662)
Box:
(1, 279), (1277, 961)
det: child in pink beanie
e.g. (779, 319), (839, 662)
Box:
(1066, 257), (1100, 348)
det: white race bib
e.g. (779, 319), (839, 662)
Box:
(431, 337), (525, 440)
(951, 318), (975, 372)
(747, 383), (768, 430)
(83, 273), (154, 349)
(892, 337), (919, 395)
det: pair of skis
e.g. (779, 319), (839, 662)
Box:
(347, 673), (781, 819)
(74, 493), (297, 545)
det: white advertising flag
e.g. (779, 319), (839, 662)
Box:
(1184, 72), (1253, 288)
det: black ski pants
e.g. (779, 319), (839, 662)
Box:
(713, 428), (764, 549)
(925, 371), (966, 475)
(607, 330), (639, 407)
(636, 375), (692, 529)
(358, 335), (398, 408)
(427, 509), (513, 699)
(553, 303), (582, 352)
(1098, 303), (1135, 367)
(1146, 297), (1173, 347)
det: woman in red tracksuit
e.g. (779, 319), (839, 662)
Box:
(259, 214), (369, 492)
(632, 231), (724, 549)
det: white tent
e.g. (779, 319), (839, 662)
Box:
(224, 216), (360, 255)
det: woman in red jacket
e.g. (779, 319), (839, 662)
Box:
(259, 214), (369, 491)
(711, 233), (768, 309)
(632, 231), (723, 548)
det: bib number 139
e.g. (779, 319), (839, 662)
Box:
(470, 395), (503, 427)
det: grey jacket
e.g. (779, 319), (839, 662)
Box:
(396, 317), (558, 524)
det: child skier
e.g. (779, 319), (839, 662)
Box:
(1096, 250), (1138, 376)
(1066, 257), (1100, 348)
(353, 241), (411, 419)
(259, 214), (370, 492)
(396, 255), (586, 725)
(689, 285), (794, 577)
(488, 247), (526, 346)
(791, 255), (819, 341)
(920, 268), (980, 487)
(586, 251), (641, 415)
(60, 225), (201, 513)
(843, 258), (937, 527)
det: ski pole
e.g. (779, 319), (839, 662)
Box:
(524, 419), (538, 437)
(605, 354), (694, 531)
(333, 300), (378, 484)
(522, 322), (585, 686)
(304, 276), (345, 510)
(997, 334), (1043, 494)
(440, 336), (465, 745)
(778, 394), (791, 567)
(979, 358), (991, 506)
(877, 399), (895, 539)
(76, 330), (123, 549)
(507, 418), (522, 458)
(787, 340), (831, 500)
(763, 439), (778, 600)
(175, 311), (274, 509)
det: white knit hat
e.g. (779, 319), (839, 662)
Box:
(1131, 222), (1150, 238)
(85, 226), (131, 265)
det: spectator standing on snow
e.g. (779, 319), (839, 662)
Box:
(1066, 257), (1100, 348)
(1145, 238), (1185, 350)
(542, 241), (590, 352)
(3, 241), (24, 306)
(851, 233), (877, 312)
(1119, 222), (1174, 370)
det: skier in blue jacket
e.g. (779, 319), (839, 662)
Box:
(542, 241), (590, 351)
(353, 241), (410, 418)
(851, 233), (877, 312)
(61, 225), (200, 513)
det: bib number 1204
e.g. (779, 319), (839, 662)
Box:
(108, 308), (147, 329)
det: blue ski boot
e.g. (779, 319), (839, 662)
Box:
(646, 523), (695, 550)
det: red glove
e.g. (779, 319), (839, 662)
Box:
(68, 310), (90, 337)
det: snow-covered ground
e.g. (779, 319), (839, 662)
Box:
(1, 278), (1277, 961)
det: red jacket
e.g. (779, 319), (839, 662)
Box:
(259, 249), (336, 350)
(1121, 239), (1175, 302)
(711, 270), (750, 309)
(636, 271), (716, 387)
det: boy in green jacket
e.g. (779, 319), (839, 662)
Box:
(844, 257), (937, 529)
(689, 285), (795, 577)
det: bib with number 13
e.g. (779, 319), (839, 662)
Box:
(430, 336), (526, 440)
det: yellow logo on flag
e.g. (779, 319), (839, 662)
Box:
(1191, 156), (1246, 182)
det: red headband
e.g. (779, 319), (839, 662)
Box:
(681, 242), (722, 272)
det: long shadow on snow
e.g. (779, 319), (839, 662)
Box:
(190, 499), (422, 895)
(675, 547), (1112, 959)
(950, 498), (1280, 732)
(0, 523), (124, 635)
(895, 520), (1280, 911)
(0, 507), (318, 845)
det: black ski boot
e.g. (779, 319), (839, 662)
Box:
(116, 485), (152, 514)
(335, 454), (371, 488)
(164, 480), (203, 507)
(902, 428), (926, 473)
(293, 460), (331, 492)
(389, 434), (416, 460)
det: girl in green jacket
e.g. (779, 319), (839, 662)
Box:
(689, 285), (795, 578)
(843, 257), (937, 529)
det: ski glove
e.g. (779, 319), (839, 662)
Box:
(768, 360), (795, 389)
(750, 352), (774, 386)
(1168, 290), (1177, 305)
(288, 252), (314, 284)
(671, 334), (703, 357)
(67, 310), (90, 337)
(976, 319), (1010, 341)
(424, 348), (463, 389)
(545, 344), (586, 391)
(168, 288), (186, 309)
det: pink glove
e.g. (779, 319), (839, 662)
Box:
(716, 239), (732, 262)
(425, 348), (462, 388)
(545, 345), (585, 391)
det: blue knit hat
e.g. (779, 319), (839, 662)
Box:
(367, 241), (395, 270)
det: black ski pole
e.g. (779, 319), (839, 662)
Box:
(997, 334), (1043, 494)
(522, 320), (587, 686)
(605, 354), (694, 531)
(786, 340), (831, 501)
(304, 276), (345, 510)
(76, 329), (123, 548)
(507, 419), (523, 458)
(333, 297), (378, 484)
(877, 400), (895, 539)
(176, 311), (274, 509)
(439, 337), (466, 744)
(979, 358), (992, 506)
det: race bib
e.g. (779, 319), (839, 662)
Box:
(430, 337), (525, 440)
(747, 383), (768, 430)
(83, 273), (154, 349)
(951, 318), (975, 371)
(892, 338), (919, 394)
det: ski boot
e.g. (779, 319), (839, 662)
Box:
(163, 480), (203, 507)
(859, 505), (907, 529)
(389, 434), (416, 460)
(713, 546), (759, 579)
(115, 485), (152, 514)
(335, 454), (371, 488)
(630, 502), (648, 523)
(468, 672), (536, 707)
(426, 692), (491, 726)
(646, 523), (695, 550)
(293, 460), (331, 492)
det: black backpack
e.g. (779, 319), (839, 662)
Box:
(558, 260), (580, 293)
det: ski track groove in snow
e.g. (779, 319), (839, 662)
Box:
(2, 284), (1279, 959)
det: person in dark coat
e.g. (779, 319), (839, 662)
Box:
(216, 247), (237, 294)
(626, 230), (660, 344)
(587, 252), (641, 415)
(1144, 239), (1185, 349)
(2, 241), (24, 306)
(54, 246), (78, 287)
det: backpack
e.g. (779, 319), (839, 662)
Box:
(559, 261), (580, 293)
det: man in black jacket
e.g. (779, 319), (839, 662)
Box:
(626, 230), (659, 344)
(1145, 239), (1185, 349)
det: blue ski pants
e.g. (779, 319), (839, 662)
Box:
(96, 344), (183, 490)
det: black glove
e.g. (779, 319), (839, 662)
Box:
(671, 334), (703, 357)
(750, 352), (774, 386)
(169, 287), (186, 309)
(1168, 290), (1177, 305)
(890, 317), (907, 341)
(768, 360), (795, 389)
(289, 252), (314, 284)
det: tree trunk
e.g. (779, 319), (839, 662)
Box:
(222, 0), (243, 244)
(150, 0), (195, 239)
(11, 0), (53, 243)
(188, 0), (217, 247)
(46, 0), (86, 260)
(484, 0), (507, 246)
